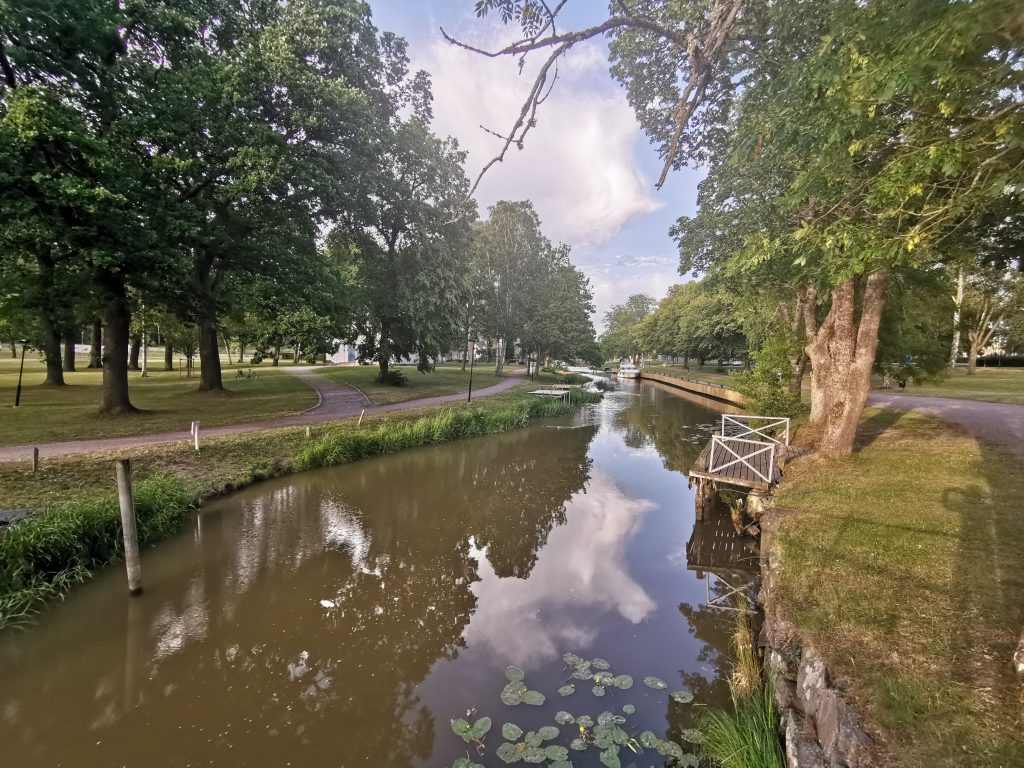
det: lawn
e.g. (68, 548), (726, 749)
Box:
(0, 351), (317, 447)
(773, 409), (1024, 767)
(642, 363), (740, 388)
(875, 367), (1024, 405)
(316, 362), (511, 405)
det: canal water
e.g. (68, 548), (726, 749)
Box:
(0, 382), (755, 767)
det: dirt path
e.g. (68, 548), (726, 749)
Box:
(0, 368), (526, 462)
(869, 392), (1024, 460)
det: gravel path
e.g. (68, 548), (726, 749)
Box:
(0, 368), (526, 462)
(868, 392), (1024, 460)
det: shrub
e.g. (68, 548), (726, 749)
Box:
(375, 368), (408, 386)
(558, 372), (589, 385)
(731, 339), (804, 417)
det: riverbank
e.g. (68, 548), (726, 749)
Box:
(764, 408), (1024, 767)
(0, 386), (601, 630)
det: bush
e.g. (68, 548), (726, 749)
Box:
(558, 372), (589, 385)
(375, 368), (408, 386)
(731, 339), (804, 417)
(0, 476), (195, 629)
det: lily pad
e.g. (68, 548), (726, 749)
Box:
(576, 714), (594, 728)
(544, 745), (569, 761)
(452, 758), (484, 768)
(592, 684), (606, 697)
(612, 674), (633, 690)
(557, 685), (575, 697)
(670, 689), (694, 704)
(501, 680), (528, 706)
(522, 690), (546, 706)
(597, 711), (615, 726)
(496, 743), (521, 764)
(572, 668), (594, 680)
(505, 665), (525, 682)
(537, 726), (559, 741)
(656, 739), (684, 759)
(550, 762), (573, 768)
(522, 745), (546, 764)
(569, 737), (588, 751)
(562, 652), (582, 666)
(502, 723), (524, 740)
(554, 711), (575, 725)
(471, 717), (492, 739)
(638, 731), (659, 748)
(679, 728), (703, 743)
(678, 754), (699, 767)
(599, 747), (621, 768)
(524, 731), (542, 748)
(643, 676), (668, 690)
(622, 704), (636, 715)
(451, 719), (472, 738)
(592, 657), (611, 670)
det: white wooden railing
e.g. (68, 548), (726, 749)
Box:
(708, 435), (777, 485)
(721, 415), (791, 446)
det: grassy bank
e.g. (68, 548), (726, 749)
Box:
(773, 409), (1024, 767)
(0, 387), (600, 630)
(873, 367), (1024, 405)
(0, 355), (316, 446)
(316, 362), (508, 405)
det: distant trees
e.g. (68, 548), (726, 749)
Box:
(601, 294), (655, 362)
(633, 283), (745, 369)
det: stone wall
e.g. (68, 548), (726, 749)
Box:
(760, 511), (876, 768)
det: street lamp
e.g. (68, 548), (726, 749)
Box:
(467, 337), (477, 403)
(14, 340), (27, 407)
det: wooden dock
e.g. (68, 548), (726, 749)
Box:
(689, 438), (784, 492)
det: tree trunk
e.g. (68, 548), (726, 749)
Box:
(9, 339), (16, 358)
(967, 340), (980, 374)
(40, 322), (65, 386)
(128, 333), (142, 371)
(272, 342), (281, 366)
(803, 272), (888, 457)
(378, 327), (390, 377)
(88, 319), (102, 368)
(223, 334), (233, 365)
(197, 316), (224, 391)
(62, 335), (76, 372)
(164, 344), (174, 371)
(949, 267), (965, 371)
(99, 295), (136, 414)
(494, 337), (506, 376)
(790, 353), (808, 399)
(238, 340), (245, 362)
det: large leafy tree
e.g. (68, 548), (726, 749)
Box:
(600, 293), (655, 361)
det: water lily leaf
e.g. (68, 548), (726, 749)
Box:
(594, 724), (615, 749)
(550, 761), (573, 768)
(522, 690), (545, 706)
(496, 742), (522, 764)
(537, 726), (559, 741)
(524, 731), (542, 748)
(613, 675), (633, 690)
(678, 754), (699, 767)
(599, 747), (621, 768)
(613, 726), (630, 745)
(576, 715), (594, 728)
(502, 723), (523, 741)
(505, 665), (525, 682)
(597, 711), (615, 727)
(638, 731), (659, 748)
(451, 719), (472, 738)
(572, 669), (594, 680)
(544, 745), (569, 761)
(569, 737), (587, 751)
(592, 684), (606, 697)
(592, 657), (611, 670)
(670, 689), (694, 704)
(557, 685), (576, 697)
(471, 717), (492, 739)
(643, 676), (667, 690)
(452, 758), (484, 768)
(622, 704), (635, 715)
(562, 653), (582, 666)
(554, 711), (575, 725)
(679, 728), (703, 744)
(501, 680), (527, 706)
(656, 740), (684, 759)
(522, 745), (546, 764)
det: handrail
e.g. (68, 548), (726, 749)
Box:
(721, 414), (790, 446)
(708, 435), (776, 485)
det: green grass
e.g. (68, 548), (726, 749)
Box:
(875, 367), (1024, 405)
(0, 352), (317, 446)
(642, 363), (739, 388)
(0, 384), (600, 629)
(315, 362), (509, 405)
(773, 409), (1024, 767)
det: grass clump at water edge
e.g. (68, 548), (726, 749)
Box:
(700, 608), (784, 768)
(0, 475), (195, 630)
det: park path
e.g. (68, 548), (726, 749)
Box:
(0, 367), (526, 463)
(868, 392), (1024, 460)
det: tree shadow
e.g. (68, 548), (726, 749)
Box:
(854, 407), (904, 451)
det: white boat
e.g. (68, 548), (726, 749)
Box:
(617, 362), (640, 379)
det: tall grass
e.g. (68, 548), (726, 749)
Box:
(0, 476), (195, 629)
(296, 391), (600, 470)
(701, 607), (784, 768)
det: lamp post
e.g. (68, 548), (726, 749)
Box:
(467, 337), (477, 403)
(14, 341), (27, 407)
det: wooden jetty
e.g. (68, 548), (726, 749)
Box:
(529, 388), (571, 402)
(689, 415), (802, 518)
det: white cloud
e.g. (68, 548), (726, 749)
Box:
(588, 262), (679, 328)
(419, 24), (662, 248)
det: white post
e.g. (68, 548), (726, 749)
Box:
(115, 459), (143, 594)
(358, 409), (365, 427)
(192, 421), (200, 451)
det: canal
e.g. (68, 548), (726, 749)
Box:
(0, 381), (754, 767)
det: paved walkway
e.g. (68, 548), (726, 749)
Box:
(0, 368), (526, 462)
(868, 392), (1024, 460)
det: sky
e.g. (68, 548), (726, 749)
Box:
(370, 0), (705, 330)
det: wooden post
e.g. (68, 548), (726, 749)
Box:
(31, 447), (38, 472)
(192, 421), (200, 451)
(357, 409), (365, 427)
(305, 425), (311, 439)
(115, 459), (143, 594)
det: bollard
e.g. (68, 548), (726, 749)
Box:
(192, 421), (200, 451)
(31, 447), (38, 473)
(115, 459), (143, 594)
(358, 409), (365, 427)
(305, 425), (311, 439)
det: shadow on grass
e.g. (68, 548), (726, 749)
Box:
(854, 407), (904, 452)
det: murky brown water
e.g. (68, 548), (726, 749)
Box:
(0, 382), (756, 767)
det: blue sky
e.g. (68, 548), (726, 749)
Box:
(370, 0), (705, 328)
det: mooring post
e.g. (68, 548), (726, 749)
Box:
(31, 447), (38, 473)
(305, 425), (311, 439)
(115, 459), (143, 594)
(192, 421), (200, 451)
(358, 409), (365, 427)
